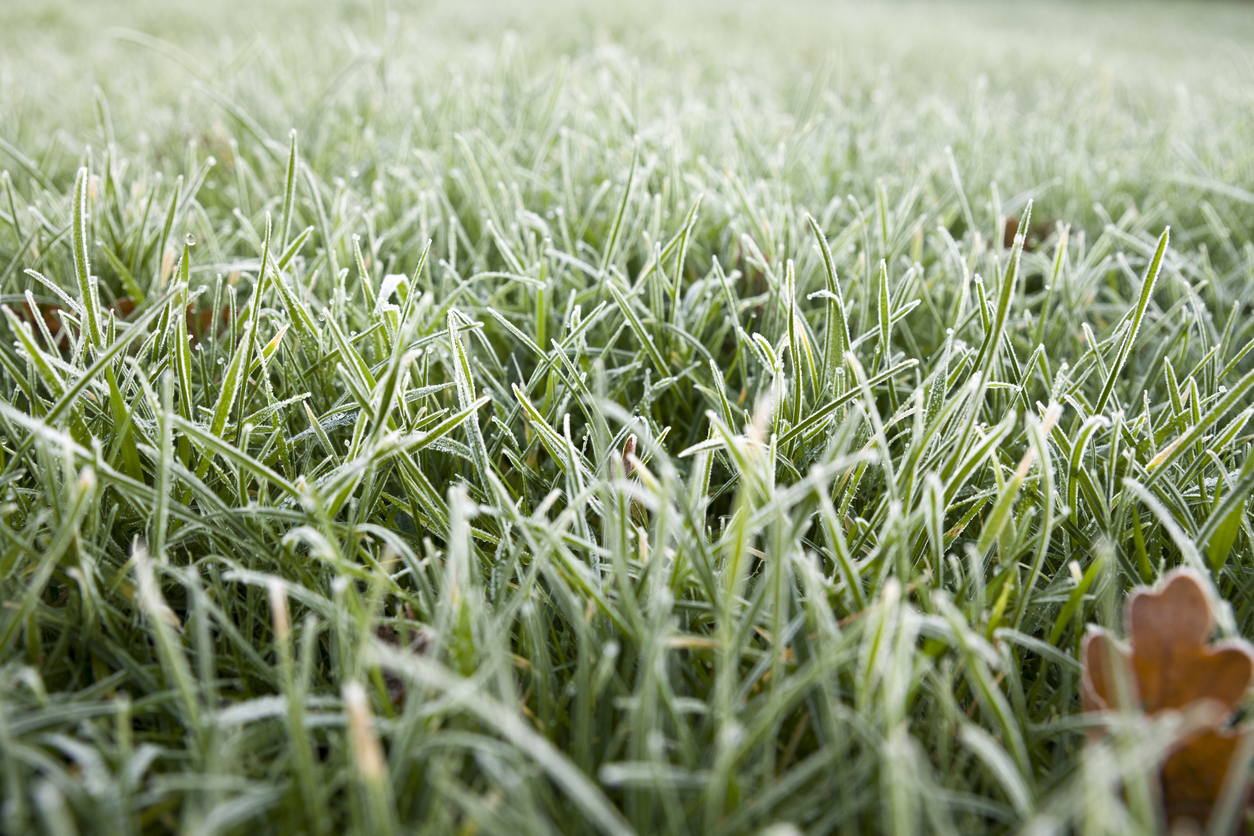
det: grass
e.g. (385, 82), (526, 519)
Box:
(3, 0), (1254, 833)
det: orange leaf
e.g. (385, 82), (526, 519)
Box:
(1081, 569), (1254, 829)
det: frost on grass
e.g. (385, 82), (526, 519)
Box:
(2, 2), (1254, 834)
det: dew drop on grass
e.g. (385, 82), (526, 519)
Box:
(185, 233), (196, 246)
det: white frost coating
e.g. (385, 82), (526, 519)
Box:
(374, 273), (408, 316)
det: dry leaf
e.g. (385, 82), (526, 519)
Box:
(622, 433), (637, 475)
(375, 603), (431, 707)
(20, 300), (72, 349)
(1082, 568), (1254, 829)
(18, 297), (228, 350)
(1001, 214), (1059, 252)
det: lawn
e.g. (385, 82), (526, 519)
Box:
(3, 1), (1254, 833)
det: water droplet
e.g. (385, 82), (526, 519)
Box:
(185, 233), (196, 246)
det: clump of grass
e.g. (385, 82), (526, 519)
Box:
(2, 2), (1254, 834)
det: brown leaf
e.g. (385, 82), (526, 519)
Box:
(187, 304), (230, 346)
(1082, 568), (1254, 829)
(21, 297), (137, 348)
(622, 433), (637, 476)
(1002, 215), (1057, 252)
(20, 300), (71, 349)
(112, 296), (232, 346)
(375, 603), (430, 707)
(18, 297), (228, 350)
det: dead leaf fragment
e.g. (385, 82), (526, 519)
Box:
(1081, 568), (1254, 830)
(375, 603), (431, 706)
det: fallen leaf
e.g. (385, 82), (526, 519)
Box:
(20, 299), (71, 349)
(112, 297), (136, 318)
(1082, 568), (1254, 830)
(375, 603), (431, 707)
(188, 303), (231, 345)
(622, 433), (637, 475)
(1002, 214), (1059, 252)
(18, 297), (229, 349)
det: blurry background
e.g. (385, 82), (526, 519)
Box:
(3, 0), (1254, 236)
